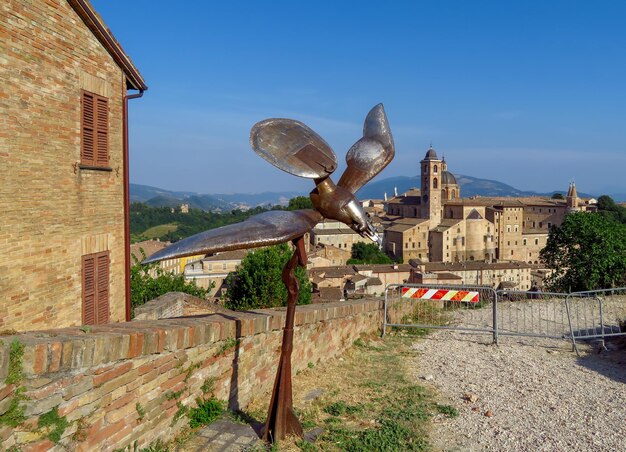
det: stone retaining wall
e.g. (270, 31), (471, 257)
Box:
(0, 298), (384, 451)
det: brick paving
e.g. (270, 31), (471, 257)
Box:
(185, 419), (263, 451)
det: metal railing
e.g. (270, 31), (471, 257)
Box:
(566, 288), (626, 354)
(384, 284), (626, 354)
(383, 283), (497, 340)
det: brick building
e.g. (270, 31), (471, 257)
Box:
(384, 146), (595, 264)
(1, 0), (147, 330)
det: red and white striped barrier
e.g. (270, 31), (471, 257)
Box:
(401, 287), (479, 303)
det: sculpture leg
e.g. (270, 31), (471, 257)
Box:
(262, 236), (307, 443)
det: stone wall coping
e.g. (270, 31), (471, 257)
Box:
(0, 298), (381, 379)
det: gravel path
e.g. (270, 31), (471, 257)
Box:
(412, 324), (626, 450)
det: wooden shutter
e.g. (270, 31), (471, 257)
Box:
(81, 91), (95, 166)
(82, 254), (96, 325)
(95, 97), (109, 166)
(81, 91), (108, 167)
(82, 251), (110, 325)
(96, 252), (110, 324)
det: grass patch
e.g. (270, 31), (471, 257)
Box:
(245, 334), (443, 451)
(6, 339), (24, 385)
(38, 407), (69, 443)
(435, 404), (459, 418)
(142, 223), (178, 238)
(188, 397), (225, 428)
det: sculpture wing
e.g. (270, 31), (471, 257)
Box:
(142, 209), (322, 264)
(337, 103), (395, 193)
(250, 119), (337, 179)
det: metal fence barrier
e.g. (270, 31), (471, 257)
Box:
(494, 290), (574, 343)
(384, 284), (626, 354)
(383, 283), (497, 340)
(566, 288), (626, 354)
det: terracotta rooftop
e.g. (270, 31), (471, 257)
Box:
(130, 240), (168, 262)
(422, 261), (540, 272)
(309, 266), (356, 279)
(435, 272), (463, 280)
(202, 250), (249, 262)
(353, 264), (412, 273)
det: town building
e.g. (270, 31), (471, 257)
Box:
(409, 260), (539, 290)
(309, 219), (371, 253)
(307, 243), (352, 268)
(384, 146), (595, 264)
(1, 0), (147, 330)
(184, 250), (250, 296)
(130, 240), (203, 276)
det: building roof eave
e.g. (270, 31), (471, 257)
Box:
(67, 0), (148, 91)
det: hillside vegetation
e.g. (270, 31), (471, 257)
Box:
(130, 197), (313, 243)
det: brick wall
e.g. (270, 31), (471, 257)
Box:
(0, 299), (385, 451)
(1, 0), (128, 330)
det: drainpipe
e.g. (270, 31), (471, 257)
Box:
(123, 88), (144, 321)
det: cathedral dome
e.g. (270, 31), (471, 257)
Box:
(424, 146), (439, 160)
(441, 170), (457, 185)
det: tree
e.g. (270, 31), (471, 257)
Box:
(347, 242), (394, 265)
(130, 250), (209, 316)
(596, 195), (626, 225)
(225, 243), (311, 310)
(286, 196), (314, 211)
(540, 212), (626, 292)
(551, 193), (564, 200)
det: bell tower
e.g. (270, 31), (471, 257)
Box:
(420, 145), (442, 225)
(566, 182), (579, 213)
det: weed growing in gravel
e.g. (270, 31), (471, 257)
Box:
(435, 404), (459, 418)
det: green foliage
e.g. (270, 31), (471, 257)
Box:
(540, 212), (626, 291)
(130, 202), (272, 243)
(216, 338), (238, 355)
(225, 243), (311, 310)
(435, 404), (459, 418)
(6, 339), (24, 385)
(347, 242), (393, 265)
(136, 402), (146, 421)
(551, 192), (565, 200)
(323, 401), (363, 416)
(0, 386), (27, 427)
(200, 377), (216, 395)
(172, 401), (188, 425)
(286, 196), (314, 211)
(296, 439), (317, 451)
(597, 195), (626, 224)
(0, 340), (28, 428)
(165, 388), (185, 401)
(130, 249), (209, 315)
(38, 407), (69, 443)
(188, 397), (225, 428)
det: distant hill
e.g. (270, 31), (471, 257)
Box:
(357, 174), (594, 200)
(130, 183), (304, 211)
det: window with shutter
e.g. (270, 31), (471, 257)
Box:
(82, 251), (110, 325)
(81, 90), (109, 168)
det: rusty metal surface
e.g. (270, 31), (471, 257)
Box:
(251, 119), (337, 179)
(262, 236), (307, 442)
(142, 209), (322, 264)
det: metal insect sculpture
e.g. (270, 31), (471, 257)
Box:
(143, 103), (394, 442)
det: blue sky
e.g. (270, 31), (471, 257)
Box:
(91, 0), (626, 196)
